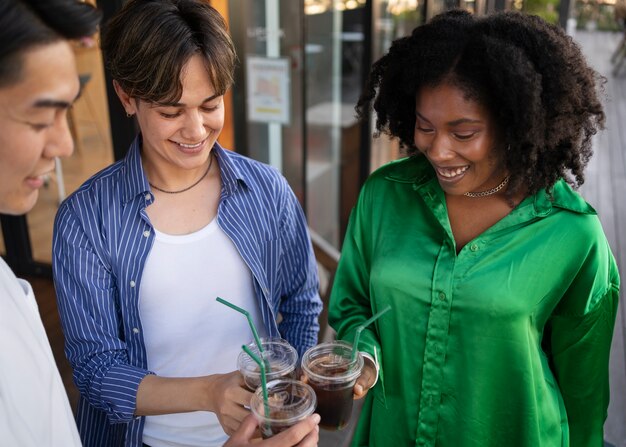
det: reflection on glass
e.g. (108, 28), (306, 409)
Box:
(305, 4), (365, 248)
(233, 0), (305, 201)
(370, 0), (424, 173)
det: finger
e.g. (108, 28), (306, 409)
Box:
(354, 373), (373, 399)
(268, 414), (320, 446)
(225, 414), (258, 444)
(296, 423), (320, 447)
(222, 414), (246, 437)
(228, 404), (252, 423)
(353, 382), (368, 400)
(233, 393), (254, 409)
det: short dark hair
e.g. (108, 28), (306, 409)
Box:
(101, 0), (237, 104)
(357, 10), (605, 197)
(0, 0), (101, 87)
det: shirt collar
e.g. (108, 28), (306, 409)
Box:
(120, 134), (250, 203)
(121, 135), (150, 204)
(211, 142), (251, 197)
(384, 155), (434, 185)
(532, 179), (596, 216)
(384, 155), (596, 217)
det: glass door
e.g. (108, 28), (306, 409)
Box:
(229, 0), (370, 249)
(228, 0), (307, 201)
(304, 0), (368, 248)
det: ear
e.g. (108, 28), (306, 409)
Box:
(113, 80), (136, 115)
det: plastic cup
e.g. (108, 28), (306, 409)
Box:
(238, 338), (298, 391)
(301, 340), (364, 430)
(250, 379), (317, 439)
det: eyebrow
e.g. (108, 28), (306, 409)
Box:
(32, 93), (79, 110)
(157, 93), (221, 107)
(415, 111), (483, 126)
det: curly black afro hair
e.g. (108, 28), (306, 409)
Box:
(356, 9), (605, 197)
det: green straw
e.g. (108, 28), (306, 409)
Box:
(351, 305), (392, 362)
(242, 344), (271, 423)
(217, 297), (264, 354)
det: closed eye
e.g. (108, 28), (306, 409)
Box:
(159, 111), (181, 119)
(453, 132), (477, 141)
(29, 122), (53, 131)
(416, 126), (434, 134)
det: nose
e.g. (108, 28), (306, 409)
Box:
(423, 133), (455, 163)
(181, 109), (208, 142)
(43, 113), (74, 159)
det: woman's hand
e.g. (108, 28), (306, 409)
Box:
(224, 413), (321, 447)
(353, 357), (377, 399)
(206, 371), (254, 436)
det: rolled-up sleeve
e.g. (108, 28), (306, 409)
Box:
(328, 187), (385, 392)
(276, 176), (322, 357)
(545, 237), (620, 447)
(53, 203), (152, 424)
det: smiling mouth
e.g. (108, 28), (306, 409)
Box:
(436, 165), (469, 178)
(175, 140), (206, 149)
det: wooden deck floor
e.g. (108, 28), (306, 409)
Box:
(575, 30), (626, 447)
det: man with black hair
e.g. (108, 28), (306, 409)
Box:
(0, 1), (100, 444)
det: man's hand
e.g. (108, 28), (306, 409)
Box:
(224, 413), (321, 446)
(206, 371), (253, 435)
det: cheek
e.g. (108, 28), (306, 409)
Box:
(413, 132), (427, 151)
(0, 126), (42, 174)
(208, 111), (225, 129)
(141, 116), (177, 140)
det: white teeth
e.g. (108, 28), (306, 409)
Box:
(437, 166), (469, 178)
(178, 141), (203, 148)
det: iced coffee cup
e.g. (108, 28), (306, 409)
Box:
(237, 337), (298, 391)
(301, 340), (364, 430)
(250, 379), (317, 439)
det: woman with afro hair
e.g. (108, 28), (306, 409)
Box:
(329, 9), (619, 447)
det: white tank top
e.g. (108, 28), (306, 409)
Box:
(139, 219), (265, 447)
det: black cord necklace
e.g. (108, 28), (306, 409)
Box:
(149, 154), (213, 194)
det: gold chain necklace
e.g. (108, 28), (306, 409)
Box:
(464, 175), (510, 198)
(149, 154), (213, 194)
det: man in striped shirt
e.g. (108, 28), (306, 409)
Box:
(52, 1), (323, 446)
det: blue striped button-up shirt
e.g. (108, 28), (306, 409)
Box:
(52, 137), (322, 447)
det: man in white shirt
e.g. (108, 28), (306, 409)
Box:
(0, 2), (100, 445)
(0, 1), (318, 445)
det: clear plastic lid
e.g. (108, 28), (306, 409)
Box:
(250, 379), (317, 425)
(301, 340), (364, 384)
(237, 337), (298, 388)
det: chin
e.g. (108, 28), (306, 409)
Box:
(0, 192), (39, 216)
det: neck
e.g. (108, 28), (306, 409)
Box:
(144, 156), (213, 194)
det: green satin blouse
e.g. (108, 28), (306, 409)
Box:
(329, 156), (619, 447)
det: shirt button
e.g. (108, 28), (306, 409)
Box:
(132, 327), (140, 334)
(470, 243), (479, 252)
(438, 292), (446, 301)
(143, 230), (150, 237)
(144, 193), (151, 201)
(130, 280), (136, 288)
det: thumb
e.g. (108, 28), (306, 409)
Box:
(226, 414), (258, 444)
